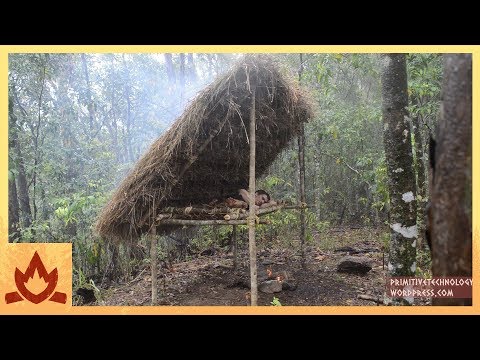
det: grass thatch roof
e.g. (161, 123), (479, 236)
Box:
(96, 55), (315, 240)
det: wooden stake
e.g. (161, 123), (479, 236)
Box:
(233, 225), (238, 270)
(248, 88), (257, 306)
(150, 223), (157, 305)
(298, 53), (307, 269)
(298, 123), (307, 269)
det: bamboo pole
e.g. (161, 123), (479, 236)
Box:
(232, 225), (238, 270)
(248, 88), (258, 306)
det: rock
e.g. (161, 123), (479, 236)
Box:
(337, 256), (372, 274)
(282, 280), (297, 291)
(200, 248), (215, 256)
(261, 258), (275, 266)
(258, 280), (283, 293)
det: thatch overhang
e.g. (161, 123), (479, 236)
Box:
(96, 55), (315, 240)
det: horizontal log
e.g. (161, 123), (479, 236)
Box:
(283, 204), (315, 209)
(159, 206), (246, 216)
(225, 204), (285, 220)
(157, 218), (270, 226)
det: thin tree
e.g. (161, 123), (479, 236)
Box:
(431, 54), (472, 306)
(9, 94), (32, 229)
(381, 54), (417, 305)
(298, 53), (307, 268)
(8, 173), (20, 242)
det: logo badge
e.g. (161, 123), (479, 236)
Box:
(0, 243), (72, 311)
(6, 251), (67, 304)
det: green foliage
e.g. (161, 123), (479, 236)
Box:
(8, 52), (442, 285)
(270, 296), (282, 306)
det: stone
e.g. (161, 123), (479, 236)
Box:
(337, 256), (372, 274)
(258, 280), (283, 293)
(261, 258), (275, 266)
(282, 280), (297, 291)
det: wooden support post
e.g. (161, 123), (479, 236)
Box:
(298, 53), (307, 269)
(232, 225), (238, 270)
(298, 123), (307, 269)
(150, 221), (157, 305)
(248, 88), (258, 306)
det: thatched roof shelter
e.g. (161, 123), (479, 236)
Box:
(96, 55), (314, 240)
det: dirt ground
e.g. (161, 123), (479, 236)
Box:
(94, 227), (427, 307)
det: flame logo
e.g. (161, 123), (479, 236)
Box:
(5, 251), (67, 304)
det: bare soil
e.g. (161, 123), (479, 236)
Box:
(98, 227), (405, 306)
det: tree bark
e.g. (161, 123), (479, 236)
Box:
(248, 88), (258, 306)
(381, 54), (417, 305)
(9, 95), (32, 229)
(410, 101), (427, 248)
(431, 54), (472, 306)
(297, 53), (307, 269)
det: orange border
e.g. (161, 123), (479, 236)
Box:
(0, 45), (477, 315)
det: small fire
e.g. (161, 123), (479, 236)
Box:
(25, 269), (49, 295)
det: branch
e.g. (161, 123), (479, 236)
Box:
(318, 151), (371, 187)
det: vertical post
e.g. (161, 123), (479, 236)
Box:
(232, 225), (238, 270)
(298, 124), (307, 269)
(298, 53), (307, 269)
(248, 87), (258, 306)
(150, 221), (157, 305)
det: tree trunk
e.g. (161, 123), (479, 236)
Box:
(9, 96), (32, 229)
(122, 54), (134, 162)
(381, 54), (417, 305)
(164, 54), (175, 84)
(297, 53), (307, 269)
(410, 102), (427, 248)
(81, 53), (95, 131)
(187, 53), (197, 82)
(431, 54), (472, 306)
(179, 53), (186, 95)
(8, 175), (20, 242)
(248, 88), (258, 306)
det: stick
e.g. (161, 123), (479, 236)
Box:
(357, 294), (383, 304)
(233, 225), (238, 270)
(150, 221), (157, 305)
(248, 87), (258, 306)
